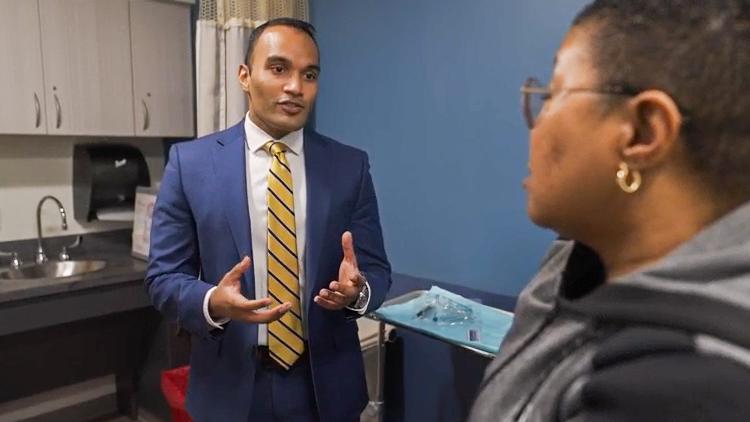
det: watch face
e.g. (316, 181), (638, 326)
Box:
(354, 278), (369, 308)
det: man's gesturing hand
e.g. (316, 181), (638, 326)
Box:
(314, 231), (364, 310)
(208, 257), (291, 323)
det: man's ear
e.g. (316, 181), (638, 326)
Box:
(238, 64), (251, 94)
(618, 90), (685, 170)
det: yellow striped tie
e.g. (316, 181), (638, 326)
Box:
(265, 141), (305, 369)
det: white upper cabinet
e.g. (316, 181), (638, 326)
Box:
(130, 0), (194, 137)
(0, 0), (195, 138)
(0, 0), (47, 135)
(39, 0), (135, 136)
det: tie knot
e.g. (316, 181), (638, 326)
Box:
(264, 141), (288, 156)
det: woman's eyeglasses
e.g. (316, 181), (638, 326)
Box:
(520, 77), (637, 129)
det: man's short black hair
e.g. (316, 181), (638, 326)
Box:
(573, 0), (750, 200)
(244, 17), (318, 66)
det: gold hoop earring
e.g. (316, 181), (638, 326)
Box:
(616, 162), (641, 194)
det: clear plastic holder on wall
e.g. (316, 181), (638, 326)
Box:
(131, 186), (158, 261)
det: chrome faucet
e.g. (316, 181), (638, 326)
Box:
(36, 195), (68, 264)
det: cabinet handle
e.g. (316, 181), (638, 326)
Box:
(54, 94), (62, 129)
(34, 93), (41, 128)
(141, 99), (150, 131)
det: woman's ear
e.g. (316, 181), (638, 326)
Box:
(618, 90), (685, 169)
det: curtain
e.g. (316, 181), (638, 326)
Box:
(196, 0), (309, 137)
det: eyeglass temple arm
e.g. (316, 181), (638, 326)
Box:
(520, 86), (550, 94)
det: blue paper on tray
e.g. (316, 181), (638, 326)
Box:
(372, 286), (514, 355)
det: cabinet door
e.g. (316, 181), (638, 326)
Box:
(39, 0), (135, 136)
(0, 0), (47, 134)
(130, 0), (194, 138)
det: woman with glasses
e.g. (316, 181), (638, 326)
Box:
(469, 1), (750, 421)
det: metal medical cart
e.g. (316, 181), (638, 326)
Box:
(362, 290), (508, 422)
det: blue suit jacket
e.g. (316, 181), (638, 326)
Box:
(145, 121), (392, 422)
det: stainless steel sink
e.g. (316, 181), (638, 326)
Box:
(0, 260), (107, 280)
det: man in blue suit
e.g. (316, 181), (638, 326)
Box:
(146, 18), (391, 422)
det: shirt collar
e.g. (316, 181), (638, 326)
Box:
(244, 112), (303, 155)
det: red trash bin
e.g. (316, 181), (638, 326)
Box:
(161, 365), (193, 422)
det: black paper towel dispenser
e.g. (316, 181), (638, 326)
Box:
(73, 143), (151, 222)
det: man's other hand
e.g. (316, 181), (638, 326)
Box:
(314, 231), (364, 310)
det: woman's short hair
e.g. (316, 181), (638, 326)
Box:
(574, 0), (750, 199)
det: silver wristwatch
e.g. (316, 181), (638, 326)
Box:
(351, 273), (370, 309)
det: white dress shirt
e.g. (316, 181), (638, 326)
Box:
(202, 113), (368, 344)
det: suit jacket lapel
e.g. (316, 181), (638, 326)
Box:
(213, 121), (255, 297)
(304, 131), (332, 307)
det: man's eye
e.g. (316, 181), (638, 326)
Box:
(305, 71), (318, 81)
(271, 65), (285, 74)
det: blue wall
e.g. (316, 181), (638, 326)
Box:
(311, 0), (590, 296)
(310, 2), (592, 421)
